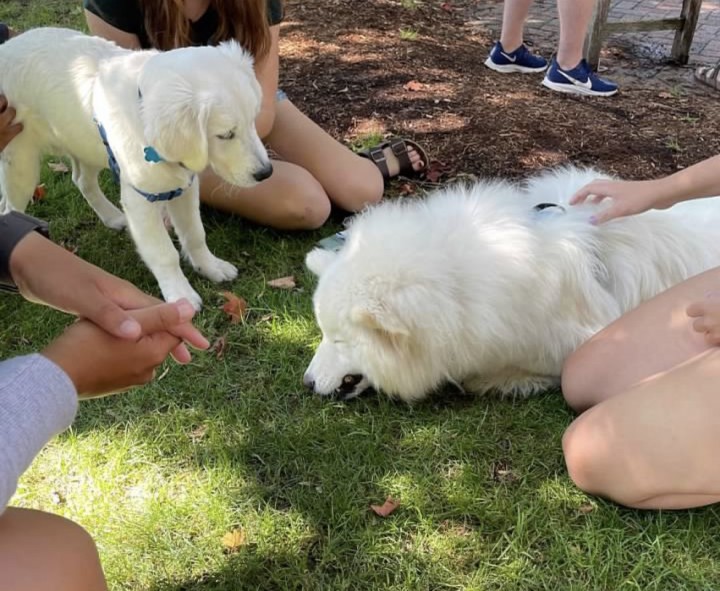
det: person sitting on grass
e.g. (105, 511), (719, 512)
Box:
(83, 0), (429, 230)
(562, 153), (720, 509)
(0, 93), (210, 591)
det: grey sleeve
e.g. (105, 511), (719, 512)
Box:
(0, 354), (78, 512)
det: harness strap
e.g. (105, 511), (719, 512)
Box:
(94, 118), (193, 203)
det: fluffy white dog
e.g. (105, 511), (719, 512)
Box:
(304, 166), (720, 402)
(0, 27), (272, 309)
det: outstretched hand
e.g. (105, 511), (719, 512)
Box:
(570, 178), (671, 225)
(687, 292), (720, 347)
(42, 300), (197, 398)
(9, 232), (209, 361)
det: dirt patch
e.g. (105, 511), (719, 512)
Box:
(280, 0), (720, 186)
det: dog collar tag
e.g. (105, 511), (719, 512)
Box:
(144, 146), (164, 163)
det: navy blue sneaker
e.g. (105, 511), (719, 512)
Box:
(542, 57), (618, 97)
(484, 41), (548, 74)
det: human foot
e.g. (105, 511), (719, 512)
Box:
(360, 138), (428, 180)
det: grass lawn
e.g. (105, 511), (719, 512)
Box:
(3, 2), (720, 590)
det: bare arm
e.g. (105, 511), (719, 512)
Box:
(571, 154), (720, 224)
(253, 25), (280, 140)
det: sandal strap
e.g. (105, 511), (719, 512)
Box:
(389, 139), (414, 176)
(364, 144), (390, 179)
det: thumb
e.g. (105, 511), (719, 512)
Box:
(130, 299), (197, 335)
(85, 298), (143, 340)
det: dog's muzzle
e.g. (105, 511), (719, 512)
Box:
(303, 373), (372, 400)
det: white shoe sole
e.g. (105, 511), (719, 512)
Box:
(484, 57), (547, 74)
(541, 77), (618, 97)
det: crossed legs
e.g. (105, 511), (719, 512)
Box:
(561, 266), (720, 509)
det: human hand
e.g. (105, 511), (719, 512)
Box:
(569, 178), (673, 225)
(0, 94), (22, 152)
(9, 232), (209, 361)
(42, 301), (196, 398)
(687, 292), (720, 346)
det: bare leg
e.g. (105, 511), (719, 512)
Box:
(562, 348), (720, 509)
(561, 266), (720, 509)
(556, 0), (596, 70)
(0, 508), (108, 591)
(499, 0), (534, 52)
(200, 98), (424, 230)
(562, 266), (720, 412)
(200, 159), (332, 230)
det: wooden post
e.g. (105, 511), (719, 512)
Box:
(585, 0), (612, 71)
(671, 0), (702, 64)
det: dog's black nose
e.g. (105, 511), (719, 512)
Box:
(253, 163), (273, 182)
(335, 374), (364, 397)
(303, 373), (315, 391)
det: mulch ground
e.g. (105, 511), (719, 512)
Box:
(280, 0), (720, 188)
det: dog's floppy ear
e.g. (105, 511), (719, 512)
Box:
(351, 301), (410, 337)
(139, 72), (210, 172)
(305, 248), (338, 276)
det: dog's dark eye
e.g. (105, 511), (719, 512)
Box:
(217, 130), (235, 140)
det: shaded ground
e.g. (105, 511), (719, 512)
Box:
(281, 0), (720, 188)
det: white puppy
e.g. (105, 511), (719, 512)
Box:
(0, 27), (272, 308)
(304, 166), (720, 402)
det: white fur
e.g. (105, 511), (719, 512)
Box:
(305, 166), (720, 402)
(0, 27), (272, 308)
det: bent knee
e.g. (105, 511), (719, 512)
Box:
(328, 167), (384, 213)
(287, 188), (331, 229)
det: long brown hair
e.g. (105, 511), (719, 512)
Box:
(141, 0), (274, 56)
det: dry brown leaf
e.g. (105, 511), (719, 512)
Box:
(221, 291), (247, 324)
(210, 335), (227, 359)
(267, 275), (296, 290)
(399, 182), (416, 196)
(578, 503), (595, 514)
(370, 496), (400, 517)
(403, 80), (424, 92)
(48, 161), (70, 173)
(33, 184), (46, 202)
(189, 424), (208, 443)
(222, 528), (247, 552)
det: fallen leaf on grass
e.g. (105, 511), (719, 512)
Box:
(403, 80), (424, 92)
(578, 503), (595, 514)
(210, 335), (227, 359)
(370, 496), (400, 517)
(189, 424), (208, 443)
(425, 160), (450, 183)
(398, 182), (416, 196)
(60, 241), (79, 255)
(221, 291), (247, 324)
(222, 528), (247, 553)
(48, 161), (70, 173)
(33, 184), (46, 202)
(267, 275), (296, 290)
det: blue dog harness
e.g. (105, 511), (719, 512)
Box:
(95, 119), (195, 203)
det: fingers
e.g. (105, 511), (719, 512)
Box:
(569, 180), (609, 205)
(131, 299), (197, 335)
(86, 298), (143, 339)
(168, 323), (210, 351)
(686, 302), (704, 318)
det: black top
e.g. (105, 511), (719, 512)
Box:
(83, 0), (284, 49)
(0, 212), (50, 292)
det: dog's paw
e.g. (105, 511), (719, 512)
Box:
(196, 256), (238, 283)
(103, 212), (127, 231)
(161, 283), (203, 311)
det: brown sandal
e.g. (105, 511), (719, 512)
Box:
(694, 63), (720, 90)
(359, 137), (429, 181)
